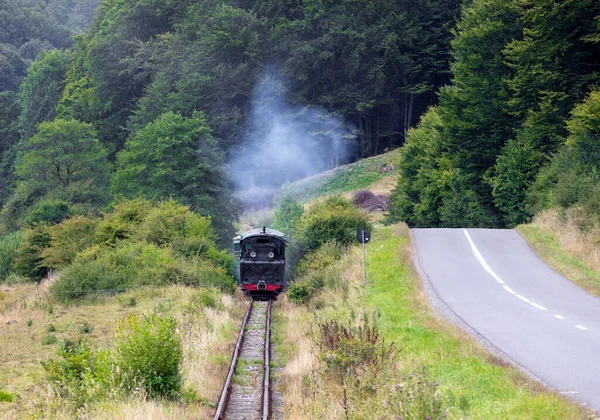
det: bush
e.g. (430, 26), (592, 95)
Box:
(24, 199), (72, 226)
(287, 282), (312, 304)
(113, 314), (182, 399)
(41, 216), (98, 269)
(94, 199), (152, 245)
(298, 196), (371, 252)
(14, 224), (51, 281)
(42, 339), (112, 408)
(51, 258), (128, 302)
(135, 200), (214, 246)
(0, 231), (25, 281)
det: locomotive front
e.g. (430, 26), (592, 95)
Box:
(233, 227), (286, 297)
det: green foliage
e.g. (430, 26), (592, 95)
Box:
(16, 119), (110, 205)
(289, 241), (345, 304)
(42, 339), (111, 408)
(52, 242), (173, 301)
(50, 198), (234, 301)
(113, 111), (238, 242)
(14, 224), (51, 281)
(24, 198), (72, 227)
(530, 89), (600, 216)
(0, 231), (25, 280)
(387, 108), (443, 226)
(272, 198), (303, 236)
(94, 198), (152, 245)
(113, 314), (182, 399)
(18, 49), (72, 141)
(0, 390), (15, 402)
(298, 196), (371, 252)
(41, 215), (98, 269)
(287, 283), (311, 305)
(490, 136), (544, 226)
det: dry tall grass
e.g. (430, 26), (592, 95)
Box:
(519, 208), (600, 295)
(532, 208), (600, 272)
(276, 245), (377, 419)
(0, 285), (243, 419)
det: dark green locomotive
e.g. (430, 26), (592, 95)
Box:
(233, 227), (287, 296)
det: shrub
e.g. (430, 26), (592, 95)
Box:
(176, 260), (236, 292)
(4, 273), (30, 284)
(0, 231), (25, 281)
(51, 258), (128, 302)
(287, 283), (312, 304)
(41, 216), (98, 269)
(94, 198), (152, 245)
(135, 200), (214, 246)
(14, 224), (51, 281)
(24, 199), (72, 226)
(42, 339), (111, 408)
(113, 314), (182, 399)
(298, 196), (371, 252)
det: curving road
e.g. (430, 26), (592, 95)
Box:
(412, 228), (600, 410)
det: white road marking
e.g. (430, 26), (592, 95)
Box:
(575, 325), (588, 331)
(462, 229), (569, 323)
(503, 285), (516, 294)
(463, 230), (505, 284)
(560, 391), (580, 395)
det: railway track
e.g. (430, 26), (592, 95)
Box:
(214, 299), (273, 420)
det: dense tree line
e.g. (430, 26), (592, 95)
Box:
(388, 0), (600, 228)
(0, 0), (462, 241)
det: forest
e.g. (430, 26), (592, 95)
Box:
(0, 0), (599, 256)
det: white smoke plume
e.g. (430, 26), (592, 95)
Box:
(229, 71), (355, 209)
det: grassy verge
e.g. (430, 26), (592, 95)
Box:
(368, 225), (589, 418)
(276, 223), (592, 419)
(0, 284), (243, 419)
(277, 148), (400, 202)
(518, 209), (600, 296)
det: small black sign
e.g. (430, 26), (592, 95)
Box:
(357, 230), (371, 244)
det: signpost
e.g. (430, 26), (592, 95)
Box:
(357, 230), (371, 286)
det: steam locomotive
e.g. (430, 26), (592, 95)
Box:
(233, 227), (287, 297)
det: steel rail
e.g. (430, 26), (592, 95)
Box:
(262, 299), (272, 420)
(214, 299), (254, 420)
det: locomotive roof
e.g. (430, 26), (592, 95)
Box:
(233, 227), (286, 242)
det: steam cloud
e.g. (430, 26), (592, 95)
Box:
(229, 72), (355, 209)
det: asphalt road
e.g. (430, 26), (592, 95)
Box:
(412, 228), (600, 410)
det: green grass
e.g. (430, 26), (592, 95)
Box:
(363, 225), (590, 419)
(517, 224), (600, 296)
(0, 390), (15, 402)
(277, 148), (401, 202)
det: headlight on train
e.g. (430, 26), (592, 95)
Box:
(268, 252), (274, 259)
(250, 251), (256, 258)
